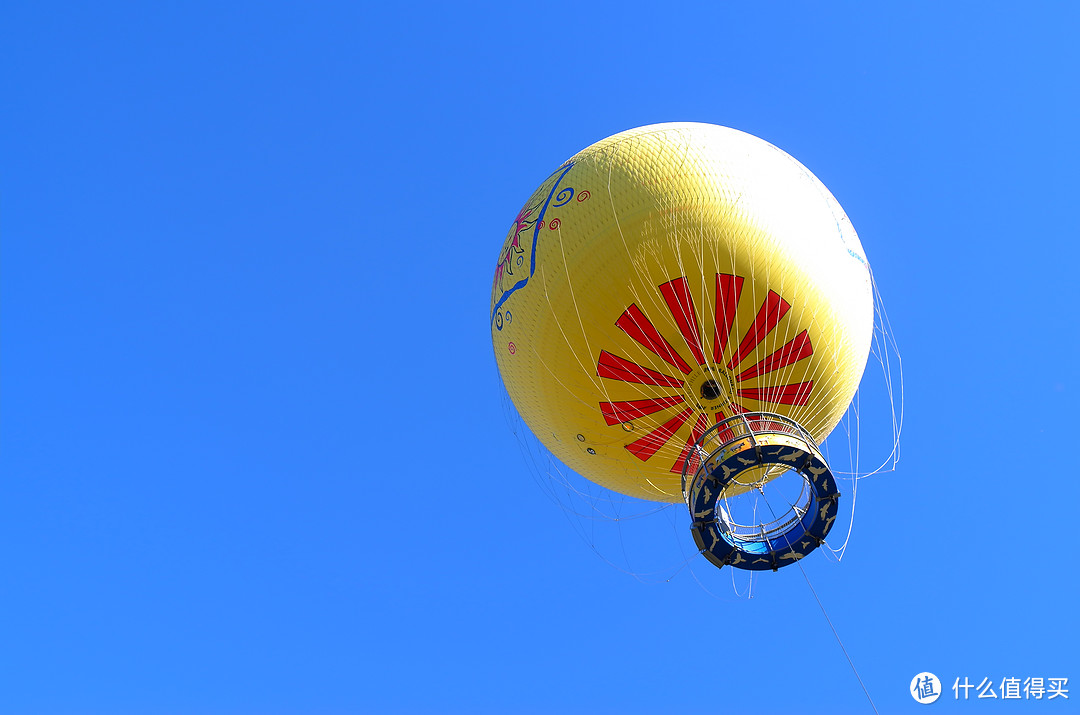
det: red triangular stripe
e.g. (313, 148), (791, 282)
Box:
(735, 330), (813, 381)
(712, 273), (743, 363)
(726, 290), (791, 370)
(670, 413), (710, 474)
(624, 408), (694, 462)
(737, 381), (814, 406)
(659, 277), (706, 366)
(597, 351), (685, 388)
(599, 396), (685, 426)
(617, 304), (692, 375)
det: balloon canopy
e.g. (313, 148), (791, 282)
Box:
(490, 123), (874, 570)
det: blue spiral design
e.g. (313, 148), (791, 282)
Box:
(552, 187), (575, 207)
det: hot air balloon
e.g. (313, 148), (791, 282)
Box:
(491, 123), (882, 572)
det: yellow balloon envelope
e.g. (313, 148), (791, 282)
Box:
(491, 123), (872, 570)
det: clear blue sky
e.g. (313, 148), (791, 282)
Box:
(3, 2), (1078, 713)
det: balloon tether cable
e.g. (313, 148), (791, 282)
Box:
(759, 489), (879, 714)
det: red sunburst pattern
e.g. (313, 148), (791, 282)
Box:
(595, 274), (815, 473)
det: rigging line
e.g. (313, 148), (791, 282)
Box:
(870, 269), (904, 467)
(757, 490), (879, 714)
(795, 559), (879, 715)
(502, 393), (634, 524)
(507, 404), (688, 580)
(825, 392), (860, 560)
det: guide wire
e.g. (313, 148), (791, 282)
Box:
(757, 487), (879, 714)
(795, 558), (879, 714)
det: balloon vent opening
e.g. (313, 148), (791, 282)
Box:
(682, 412), (840, 571)
(700, 380), (724, 401)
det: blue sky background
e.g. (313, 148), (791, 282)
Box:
(3, 2), (1078, 713)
